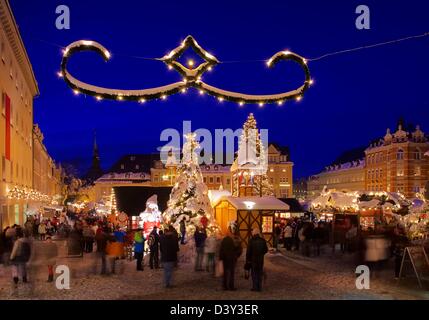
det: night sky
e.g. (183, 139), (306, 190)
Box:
(10, 0), (429, 178)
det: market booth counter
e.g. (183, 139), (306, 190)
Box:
(213, 196), (289, 247)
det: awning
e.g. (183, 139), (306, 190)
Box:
(215, 196), (289, 211)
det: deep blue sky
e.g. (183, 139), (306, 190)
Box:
(10, 0), (429, 178)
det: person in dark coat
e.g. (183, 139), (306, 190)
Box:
(313, 222), (325, 256)
(246, 228), (268, 292)
(179, 218), (186, 244)
(148, 226), (160, 269)
(219, 226), (242, 291)
(160, 226), (180, 288)
(194, 227), (207, 271)
(95, 227), (115, 275)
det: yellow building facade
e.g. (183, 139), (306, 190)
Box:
(0, 0), (39, 228)
(267, 143), (293, 198)
(33, 124), (64, 200)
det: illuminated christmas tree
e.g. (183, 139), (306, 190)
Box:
(232, 113), (273, 197)
(163, 132), (218, 235)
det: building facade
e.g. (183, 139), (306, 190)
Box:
(0, 0), (39, 228)
(89, 144), (294, 204)
(365, 124), (429, 198)
(0, 1), (63, 229)
(33, 124), (64, 200)
(307, 160), (366, 199)
(267, 143), (293, 198)
(307, 122), (429, 199)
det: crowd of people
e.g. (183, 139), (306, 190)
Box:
(0, 209), (271, 293)
(0, 211), (412, 294)
(273, 218), (331, 257)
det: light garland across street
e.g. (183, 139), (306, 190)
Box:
(59, 36), (311, 106)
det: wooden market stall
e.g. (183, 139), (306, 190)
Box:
(213, 196), (289, 246)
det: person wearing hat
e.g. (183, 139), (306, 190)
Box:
(246, 228), (268, 292)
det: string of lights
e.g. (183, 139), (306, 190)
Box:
(29, 30), (428, 106)
(59, 36), (311, 106)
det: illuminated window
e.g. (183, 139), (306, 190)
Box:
(397, 149), (404, 160)
(415, 166), (421, 176)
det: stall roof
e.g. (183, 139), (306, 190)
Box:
(215, 196), (290, 211)
(208, 189), (232, 205)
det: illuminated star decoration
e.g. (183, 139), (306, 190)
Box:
(59, 36), (311, 106)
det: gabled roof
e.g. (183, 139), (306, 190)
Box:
(330, 146), (366, 166)
(109, 154), (161, 173)
(269, 142), (290, 157)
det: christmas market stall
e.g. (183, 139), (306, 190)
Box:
(213, 195), (289, 246)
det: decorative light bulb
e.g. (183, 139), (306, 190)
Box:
(199, 90), (204, 95)
(218, 97), (224, 102)
(96, 96), (102, 101)
(117, 95), (123, 101)
(258, 102), (264, 107)
(104, 50), (111, 59)
(168, 65), (173, 70)
(239, 101), (244, 106)
(296, 96), (302, 102)
(187, 59), (195, 67)
(57, 71), (63, 78)
(139, 98), (146, 104)
(73, 89), (79, 95)
(161, 95), (167, 100)
(309, 79), (314, 85)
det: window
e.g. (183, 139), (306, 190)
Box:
(413, 186), (420, 193)
(203, 177), (207, 183)
(120, 164), (125, 170)
(0, 39), (4, 62)
(397, 149), (404, 160)
(414, 166), (421, 176)
(216, 177), (221, 183)
(209, 177), (214, 183)
(1, 155), (5, 181)
(415, 148), (422, 160)
(135, 165), (140, 170)
(226, 178), (230, 185)
(397, 168), (404, 177)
